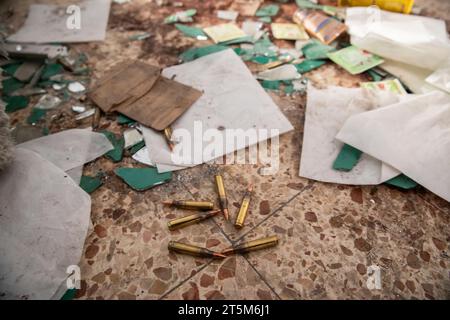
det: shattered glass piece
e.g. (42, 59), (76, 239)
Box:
(128, 32), (151, 41)
(242, 21), (263, 38)
(175, 24), (208, 40)
(302, 40), (336, 60)
(67, 82), (86, 93)
(71, 105), (86, 113)
(2, 77), (25, 95)
(34, 94), (62, 110)
(261, 80), (281, 91)
(75, 108), (95, 121)
(117, 113), (136, 125)
(180, 45), (229, 62)
(294, 59), (326, 73)
(123, 128), (143, 149)
(257, 64), (301, 81)
(4, 96), (29, 113)
(217, 10), (239, 21)
(132, 146), (154, 166)
(384, 174), (418, 190)
(129, 140), (145, 155)
(255, 4), (280, 17)
(164, 9), (197, 24)
(40, 63), (64, 81)
(27, 108), (47, 124)
(79, 175), (103, 194)
(102, 130), (125, 163)
(333, 143), (363, 172)
(258, 16), (272, 23)
(115, 167), (172, 191)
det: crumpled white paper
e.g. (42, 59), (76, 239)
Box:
(345, 7), (450, 71)
(0, 148), (91, 299)
(18, 128), (113, 172)
(142, 49), (294, 173)
(299, 83), (408, 185)
(336, 91), (450, 202)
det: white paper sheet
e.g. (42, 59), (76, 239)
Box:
(345, 7), (450, 70)
(7, 0), (111, 43)
(336, 91), (450, 202)
(426, 58), (450, 94)
(299, 84), (404, 185)
(0, 148), (91, 299)
(142, 49), (294, 172)
(18, 129), (113, 172)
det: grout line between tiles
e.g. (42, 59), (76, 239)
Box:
(242, 255), (282, 300)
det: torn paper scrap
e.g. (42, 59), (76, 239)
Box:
(142, 49), (294, 172)
(345, 7), (450, 70)
(18, 128), (113, 172)
(8, 0), (111, 43)
(336, 91), (450, 202)
(299, 83), (402, 185)
(0, 148), (91, 299)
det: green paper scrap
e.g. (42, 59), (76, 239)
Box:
(102, 130), (125, 162)
(4, 96), (29, 113)
(164, 9), (197, 24)
(261, 80), (281, 91)
(333, 144), (363, 172)
(256, 4), (280, 17)
(79, 175), (103, 194)
(115, 167), (172, 191)
(366, 69), (383, 82)
(219, 36), (254, 46)
(61, 289), (77, 300)
(180, 45), (228, 62)
(327, 45), (384, 75)
(117, 114), (136, 125)
(294, 59), (326, 73)
(27, 108), (47, 124)
(302, 40), (336, 60)
(40, 63), (64, 80)
(2, 62), (22, 77)
(129, 140), (145, 155)
(175, 24), (207, 39)
(385, 174), (418, 190)
(2, 77), (25, 95)
(258, 17), (272, 23)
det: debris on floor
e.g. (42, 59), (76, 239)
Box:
(1, 0), (450, 302)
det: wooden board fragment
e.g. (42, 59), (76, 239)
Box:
(89, 61), (160, 112)
(117, 76), (203, 131)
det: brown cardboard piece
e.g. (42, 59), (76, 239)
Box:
(89, 60), (202, 131)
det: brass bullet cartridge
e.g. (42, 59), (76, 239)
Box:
(214, 175), (229, 220)
(163, 126), (175, 151)
(222, 235), (279, 255)
(167, 210), (221, 230)
(234, 185), (253, 229)
(168, 241), (226, 259)
(162, 200), (214, 211)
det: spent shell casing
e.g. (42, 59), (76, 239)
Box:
(163, 126), (175, 151)
(234, 185), (253, 229)
(167, 210), (221, 230)
(215, 175), (229, 220)
(222, 235), (279, 255)
(168, 241), (226, 259)
(162, 200), (214, 211)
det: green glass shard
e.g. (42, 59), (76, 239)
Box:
(261, 80), (281, 91)
(284, 83), (294, 94)
(164, 9), (197, 24)
(175, 23), (207, 39)
(302, 40), (336, 60)
(250, 55), (277, 64)
(27, 108), (47, 124)
(117, 114), (136, 125)
(79, 175), (103, 194)
(129, 140), (145, 155)
(333, 144), (363, 172)
(128, 32), (151, 41)
(102, 130), (125, 162)
(2, 77), (25, 95)
(385, 174), (418, 190)
(258, 16), (272, 23)
(366, 69), (384, 82)
(256, 4), (280, 17)
(40, 63), (64, 80)
(253, 35), (277, 57)
(180, 45), (228, 62)
(4, 95), (29, 113)
(115, 167), (172, 191)
(61, 289), (77, 300)
(219, 36), (254, 46)
(294, 59), (326, 73)
(2, 62), (22, 77)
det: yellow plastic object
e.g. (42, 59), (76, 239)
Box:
(338, 0), (414, 14)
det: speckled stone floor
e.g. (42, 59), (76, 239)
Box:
(1, 0), (449, 300)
